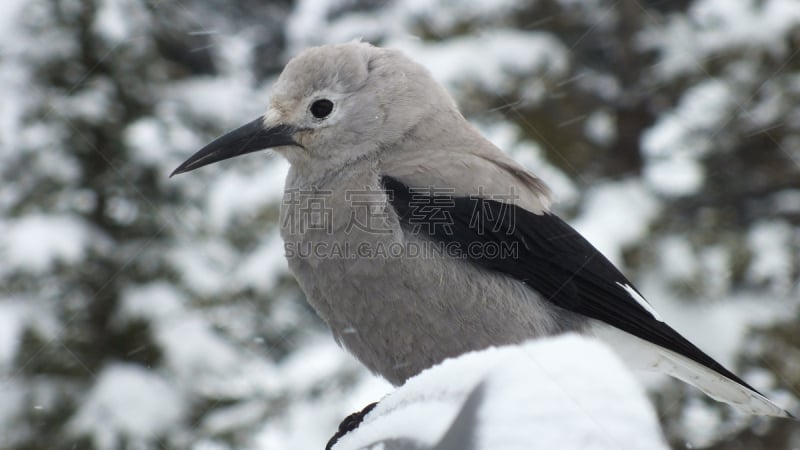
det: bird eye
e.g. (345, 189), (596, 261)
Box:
(310, 99), (334, 119)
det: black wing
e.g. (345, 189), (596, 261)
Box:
(382, 175), (757, 392)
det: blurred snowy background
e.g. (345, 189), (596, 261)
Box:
(0, 0), (799, 448)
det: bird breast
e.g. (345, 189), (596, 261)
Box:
(279, 161), (576, 385)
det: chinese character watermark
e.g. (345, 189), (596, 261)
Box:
(345, 186), (393, 234)
(281, 184), (521, 239)
(468, 186), (518, 235)
(406, 187), (455, 235)
(282, 187), (333, 234)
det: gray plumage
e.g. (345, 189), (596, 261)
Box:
(276, 43), (578, 384)
(172, 41), (791, 418)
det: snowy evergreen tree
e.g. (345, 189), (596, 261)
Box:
(1, 1), (798, 449)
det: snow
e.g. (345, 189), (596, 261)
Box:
(54, 78), (114, 121)
(287, 1), (568, 96)
(571, 180), (660, 267)
(70, 363), (186, 449)
(193, 440), (230, 450)
(396, 0), (523, 35)
(643, 155), (704, 197)
(692, 0), (800, 55)
(169, 75), (266, 126)
(206, 157), (289, 230)
(32, 145), (83, 183)
(389, 31), (569, 92)
(641, 80), (734, 196)
(170, 240), (237, 296)
(201, 400), (268, 436)
(0, 381), (23, 439)
(0, 63), (29, 155)
(0, 300), (26, 367)
(141, 290), (284, 399)
(0, 0), (24, 45)
(657, 235), (699, 283)
(119, 282), (285, 400)
(334, 335), (667, 450)
(93, 0), (149, 43)
(286, 0), (524, 54)
(277, 336), (360, 395)
(480, 121), (579, 206)
(673, 80), (735, 136)
(773, 189), (800, 215)
(254, 358), (391, 450)
(1, 1), (797, 448)
(213, 33), (257, 76)
(256, 394), (360, 450)
(641, 0), (800, 78)
(285, 0), (340, 52)
(746, 220), (794, 294)
(680, 397), (723, 447)
(252, 338), (391, 448)
(119, 282), (186, 321)
(125, 117), (167, 165)
(235, 231), (288, 293)
(699, 245), (732, 297)
(105, 195), (139, 226)
(584, 109), (616, 146)
(158, 316), (249, 388)
(0, 214), (91, 274)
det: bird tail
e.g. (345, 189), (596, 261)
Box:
(651, 347), (791, 418)
(593, 324), (792, 418)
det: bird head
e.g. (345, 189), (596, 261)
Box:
(171, 41), (456, 177)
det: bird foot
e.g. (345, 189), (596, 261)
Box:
(325, 401), (378, 450)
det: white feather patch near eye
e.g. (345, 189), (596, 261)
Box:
(262, 108), (282, 126)
(616, 282), (664, 322)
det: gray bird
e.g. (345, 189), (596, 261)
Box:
(172, 42), (791, 418)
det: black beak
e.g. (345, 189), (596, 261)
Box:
(170, 118), (299, 177)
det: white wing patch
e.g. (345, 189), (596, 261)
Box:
(616, 282), (663, 322)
